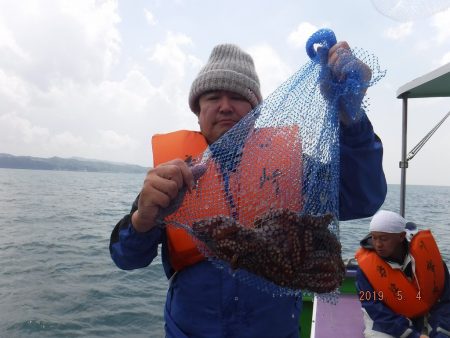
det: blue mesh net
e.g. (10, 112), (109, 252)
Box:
(159, 29), (385, 300)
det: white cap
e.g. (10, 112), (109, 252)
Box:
(369, 210), (406, 233)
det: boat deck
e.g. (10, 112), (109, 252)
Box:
(312, 293), (364, 338)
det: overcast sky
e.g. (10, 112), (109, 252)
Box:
(1, 0), (449, 186)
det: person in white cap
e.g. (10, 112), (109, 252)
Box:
(109, 40), (387, 338)
(356, 210), (450, 338)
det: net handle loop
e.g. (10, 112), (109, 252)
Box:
(305, 28), (337, 63)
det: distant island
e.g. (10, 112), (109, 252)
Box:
(0, 153), (149, 174)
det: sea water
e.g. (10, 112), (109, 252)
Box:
(1, 168), (449, 337)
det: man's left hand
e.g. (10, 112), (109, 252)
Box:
(321, 41), (372, 126)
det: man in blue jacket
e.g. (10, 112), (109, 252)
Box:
(356, 210), (450, 338)
(110, 41), (387, 338)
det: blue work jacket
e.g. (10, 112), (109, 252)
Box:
(110, 114), (387, 338)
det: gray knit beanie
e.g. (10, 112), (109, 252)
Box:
(189, 44), (262, 114)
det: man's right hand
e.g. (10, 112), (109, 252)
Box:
(131, 159), (194, 233)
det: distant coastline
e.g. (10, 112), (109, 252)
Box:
(0, 153), (148, 174)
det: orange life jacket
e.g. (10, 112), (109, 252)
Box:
(152, 128), (303, 271)
(355, 230), (445, 318)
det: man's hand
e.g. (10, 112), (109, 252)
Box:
(327, 42), (371, 83)
(131, 159), (194, 233)
(320, 41), (372, 125)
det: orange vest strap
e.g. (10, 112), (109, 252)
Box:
(355, 230), (445, 318)
(152, 130), (208, 167)
(151, 130), (208, 271)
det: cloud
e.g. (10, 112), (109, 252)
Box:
(247, 44), (292, 97)
(0, 6), (203, 165)
(96, 69), (157, 117)
(0, 20), (30, 62)
(384, 22), (413, 40)
(144, 9), (157, 26)
(98, 130), (139, 149)
(0, 69), (30, 109)
(0, 33), (200, 165)
(149, 31), (201, 81)
(0, 112), (49, 144)
(50, 132), (87, 151)
(432, 8), (450, 45)
(147, 31), (203, 115)
(0, 1), (161, 164)
(287, 22), (318, 49)
(0, 0), (121, 88)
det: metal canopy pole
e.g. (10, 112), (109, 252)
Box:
(407, 110), (450, 161)
(399, 97), (408, 217)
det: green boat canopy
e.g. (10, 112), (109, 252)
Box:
(397, 62), (450, 98)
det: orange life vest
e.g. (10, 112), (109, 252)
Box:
(355, 230), (445, 318)
(152, 128), (303, 271)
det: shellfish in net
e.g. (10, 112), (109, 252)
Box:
(191, 209), (345, 294)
